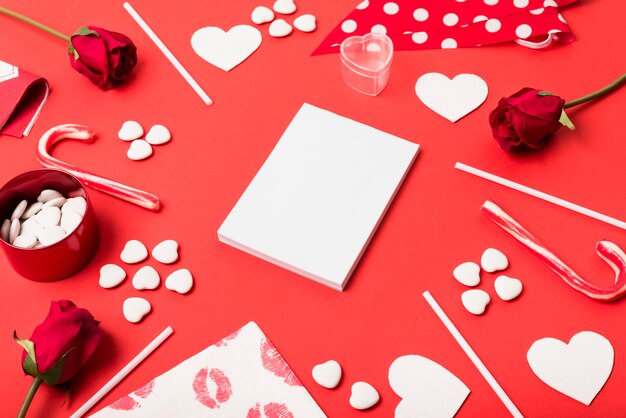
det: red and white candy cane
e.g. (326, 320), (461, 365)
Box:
(37, 124), (161, 211)
(481, 199), (626, 302)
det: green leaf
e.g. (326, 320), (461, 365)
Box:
(537, 91), (555, 96)
(559, 109), (576, 130)
(72, 26), (100, 37)
(39, 348), (75, 386)
(14, 331), (38, 376)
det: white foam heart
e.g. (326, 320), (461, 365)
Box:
(99, 264), (127, 289)
(118, 120), (144, 141)
(269, 19), (293, 37)
(415, 73), (488, 122)
(152, 239), (179, 264)
(389, 355), (470, 418)
(312, 360), (342, 389)
(527, 331), (614, 405)
(481, 248), (509, 273)
(132, 266), (160, 290)
(349, 381), (379, 410)
(251, 6), (275, 24)
(165, 268), (194, 294)
(120, 240), (149, 264)
(294, 14), (316, 33)
(191, 25), (262, 72)
(273, 0), (296, 14)
(461, 289), (490, 315)
(494, 275), (523, 301)
(127, 139), (153, 161)
(453, 262), (480, 287)
(123, 297), (151, 323)
(145, 125), (171, 145)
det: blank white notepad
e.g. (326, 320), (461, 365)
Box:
(218, 103), (419, 290)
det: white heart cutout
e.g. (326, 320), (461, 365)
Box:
(527, 331), (614, 405)
(123, 297), (152, 323)
(312, 360), (342, 389)
(251, 6), (275, 24)
(494, 275), (523, 301)
(133, 266), (161, 290)
(349, 381), (379, 410)
(191, 25), (262, 72)
(461, 289), (490, 315)
(389, 355), (470, 418)
(415, 73), (488, 122)
(152, 239), (179, 264)
(481, 248), (508, 273)
(453, 262), (480, 287)
(120, 239), (149, 264)
(165, 269), (194, 294)
(99, 264), (127, 289)
(294, 14), (317, 33)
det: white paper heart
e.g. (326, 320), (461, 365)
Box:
(118, 120), (144, 141)
(99, 264), (127, 289)
(191, 25), (262, 72)
(152, 239), (179, 264)
(527, 331), (614, 405)
(415, 73), (488, 122)
(494, 275), (523, 301)
(123, 297), (152, 323)
(165, 269), (193, 294)
(312, 360), (342, 389)
(0, 60), (19, 83)
(127, 140), (153, 161)
(453, 262), (480, 287)
(349, 381), (379, 410)
(132, 266), (161, 290)
(294, 14), (317, 33)
(145, 125), (171, 145)
(251, 6), (275, 24)
(120, 240), (149, 264)
(273, 0), (296, 14)
(269, 19), (293, 38)
(389, 355), (470, 418)
(461, 289), (490, 315)
(481, 248), (508, 273)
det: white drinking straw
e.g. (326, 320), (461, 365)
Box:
(123, 2), (213, 105)
(455, 162), (626, 231)
(70, 326), (174, 418)
(422, 291), (524, 418)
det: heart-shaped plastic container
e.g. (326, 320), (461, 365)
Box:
(340, 32), (394, 96)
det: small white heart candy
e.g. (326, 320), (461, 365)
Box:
(349, 381), (380, 410)
(152, 239), (179, 264)
(36, 206), (61, 228)
(453, 262), (480, 287)
(461, 289), (490, 315)
(120, 240), (149, 264)
(62, 197), (87, 217)
(481, 248), (509, 273)
(61, 211), (83, 234)
(132, 266), (160, 290)
(37, 189), (63, 203)
(9, 218), (20, 244)
(21, 202), (43, 219)
(99, 264), (127, 288)
(269, 19), (293, 37)
(294, 14), (316, 32)
(20, 217), (43, 237)
(123, 297), (151, 323)
(312, 360), (342, 389)
(118, 120), (144, 141)
(165, 269), (193, 294)
(494, 275), (523, 301)
(42, 197), (67, 209)
(0, 219), (10, 242)
(251, 6), (275, 24)
(38, 226), (67, 246)
(127, 140), (153, 161)
(11, 200), (28, 221)
(13, 234), (37, 249)
(273, 0), (296, 14)
(145, 125), (171, 145)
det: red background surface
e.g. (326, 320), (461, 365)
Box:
(1, 0), (625, 416)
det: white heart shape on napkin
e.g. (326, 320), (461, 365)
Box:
(453, 262), (480, 287)
(389, 355), (470, 418)
(152, 239), (179, 264)
(494, 275), (523, 301)
(123, 297), (152, 323)
(481, 248), (508, 273)
(118, 120), (144, 141)
(312, 360), (342, 389)
(145, 125), (171, 145)
(415, 73), (488, 122)
(251, 6), (275, 24)
(127, 140), (153, 161)
(350, 381), (379, 410)
(191, 25), (262, 72)
(165, 269), (194, 294)
(294, 14), (317, 33)
(121, 240), (149, 264)
(527, 331), (614, 405)
(269, 19), (293, 38)
(461, 289), (490, 315)
(99, 264), (127, 289)
(132, 266), (161, 290)
(273, 0), (296, 14)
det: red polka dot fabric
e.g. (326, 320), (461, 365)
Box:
(312, 0), (578, 55)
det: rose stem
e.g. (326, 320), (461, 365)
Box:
(564, 73), (626, 109)
(0, 6), (70, 42)
(17, 376), (43, 418)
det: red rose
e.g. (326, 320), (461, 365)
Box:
(489, 88), (565, 152)
(19, 300), (101, 384)
(68, 26), (137, 90)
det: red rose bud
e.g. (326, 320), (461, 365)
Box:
(68, 26), (137, 90)
(489, 88), (566, 152)
(16, 300), (101, 385)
